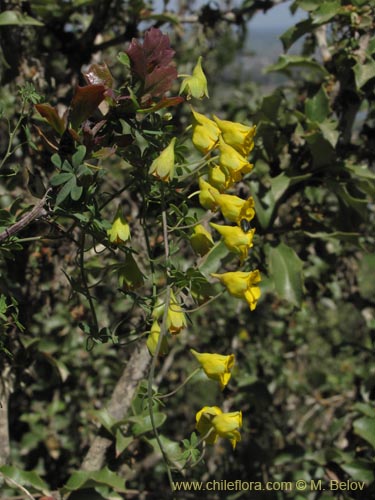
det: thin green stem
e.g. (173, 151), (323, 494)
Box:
(79, 231), (99, 335)
(158, 368), (201, 399)
(0, 103), (26, 170)
(98, 179), (134, 210)
(147, 185), (174, 490)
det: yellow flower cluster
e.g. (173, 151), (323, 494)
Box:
(190, 109), (262, 311)
(187, 109), (262, 449)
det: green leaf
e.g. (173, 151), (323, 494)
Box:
(353, 403), (375, 418)
(267, 55), (328, 76)
(318, 120), (339, 148)
(280, 19), (313, 51)
(333, 183), (368, 218)
(270, 172), (312, 202)
(269, 243), (304, 307)
(0, 10), (43, 26)
(353, 59), (375, 89)
(199, 240), (230, 278)
(117, 52), (130, 67)
(305, 127), (335, 167)
(357, 254), (375, 302)
(63, 467), (127, 493)
(91, 409), (116, 434)
(51, 172), (74, 186)
(129, 412), (167, 436)
(311, 0), (342, 24)
(71, 184), (83, 201)
(72, 145), (87, 168)
(260, 90), (283, 121)
(305, 87), (330, 123)
(353, 417), (375, 448)
(304, 231), (360, 243)
(0, 466), (48, 493)
(341, 460), (374, 482)
(115, 429), (133, 457)
(40, 352), (70, 382)
(55, 177), (76, 206)
(293, 0), (321, 11)
(252, 190), (275, 230)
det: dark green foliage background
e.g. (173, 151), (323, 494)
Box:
(0, 0), (374, 498)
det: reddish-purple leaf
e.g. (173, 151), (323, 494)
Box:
(126, 27), (177, 98)
(35, 104), (66, 136)
(70, 84), (106, 130)
(143, 65), (177, 100)
(142, 27), (175, 70)
(83, 63), (114, 88)
(139, 96), (184, 113)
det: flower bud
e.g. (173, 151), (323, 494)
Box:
(180, 57), (209, 99)
(107, 210), (131, 244)
(149, 137), (176, 182)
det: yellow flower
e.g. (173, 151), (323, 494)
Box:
(167, 291), (187, 334)
(214, 115), (256, 156)
(118, 253), (144, 290)
(149, 137), (176, 182)
(212, 410), (242, 449)
(198, 177), (219, 211)
(190, 224), (214, 256)
(211, 270), (261, 311)
(218, 137), (253, 179)
(196, 406), (242, 449)
(152, 290), (187, 335)
(146, 321), (169, 356)
(210, 223), (255, 261)
(190, 349), (235, 390)
(191, 109), (220, 154)
(208, 164), (233, 191)
(180, 56), (209, 99)
(107, 210), (131, 244)
(210, 192), (255, 225)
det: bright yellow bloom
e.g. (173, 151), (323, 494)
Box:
(191, 109), (220, 154)
(152, 290), (187, 335)
(210, 192), (255, 225)
(149, 137), (176, 182)
(211, 270), (261, 311)
(167, 291), (187, 334)
(118, 253), (144, 290)
(214, 115), (256, 156)
(196, 406), (242, 449)
(198, 177), (219, 211)
(107, 210), (131, 244)
(212, 410), (242, 449)
(210, 223), (255, 261)
(146, 320), (169, 356)
(218, 137), (253, 179)
(208, 164), (233, 191)
(180, 56), (209, 99)
(190, 224), (214, 256)
(190, 349), (235, 390)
